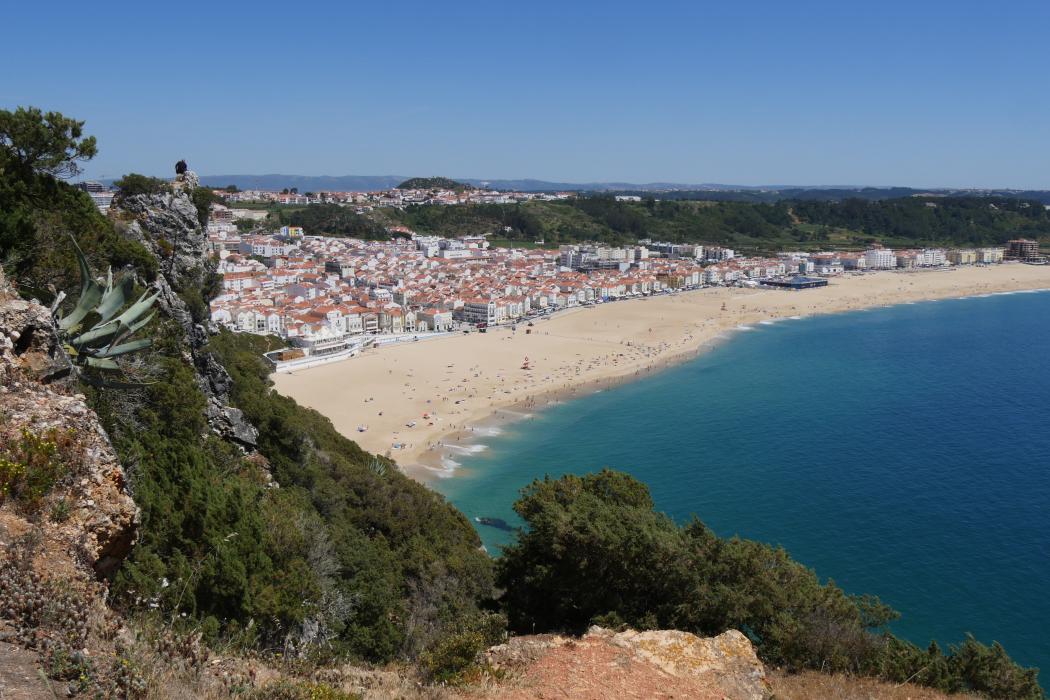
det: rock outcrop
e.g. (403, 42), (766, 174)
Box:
(475, 626), (770, 699)
(115, 189), (204, 289)
(112, 184), (258, 449)
(0, 269), (139, 578)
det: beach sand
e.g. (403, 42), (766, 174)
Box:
(273, 264), (1050, 480)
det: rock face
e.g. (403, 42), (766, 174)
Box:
(0, 270), (139, 578)
(112, 184), (258, 449)
(116, 189), (205, 290)
(478, 626), (770, 700)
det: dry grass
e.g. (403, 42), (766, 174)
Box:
(769, 670), (980, 700)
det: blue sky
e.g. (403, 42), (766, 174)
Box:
(4, 0), (1049, 187)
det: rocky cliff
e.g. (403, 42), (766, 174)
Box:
(0, 268), (142, 697)
(110, 173), (258, 449)
(0, 268), (138, 578)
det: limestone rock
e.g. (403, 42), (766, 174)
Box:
(604, 627), (769, 699)
(173, 169), (200, 192)
(0, 273), (139, 578)
(0, 268), (70, 384)
(111, 185), (259, 449)
(116, 189), (205, 289)
(480, 626), (771, 700)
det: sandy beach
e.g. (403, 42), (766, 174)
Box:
(273, 264), (1050, 480)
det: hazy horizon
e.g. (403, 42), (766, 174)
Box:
(85, 171), (1050, 193)
(6, 0), (1049, 189)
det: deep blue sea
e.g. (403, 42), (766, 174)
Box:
(432, 290), (1050, 671)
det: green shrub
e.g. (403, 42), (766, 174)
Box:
(113, 173), (171, 198)
(497, 470), (1043, 699)
(420, 612), (506, 685)
(0, 428), (77, 511)
(190, 187), (221, 227)
(248, 679), (359, 700)
(49, 498), (71, 523)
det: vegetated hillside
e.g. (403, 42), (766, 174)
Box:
(396, 176), (470, 190)
(90, 202), (492, 663)
(1, 107), (1044, 699)
(370, 196), (1050, 254)
(0, 107), (494, 666)
(285, 203), (389, 239)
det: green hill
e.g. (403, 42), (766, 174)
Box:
(373, 196), (1050, 254)
(396, 176), (470, 191)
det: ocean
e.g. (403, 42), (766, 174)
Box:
(432, 289), (1050, 671)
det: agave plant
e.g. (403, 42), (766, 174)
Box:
(51, 239), (158, 387)
(369, 456), (388, 478)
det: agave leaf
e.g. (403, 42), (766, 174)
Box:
(70, 319), (121, 348)
(71, 237), (92, 299)
(84, 357), (120, 371)
(71, 292), (157, 348)
(48, 290), (67, 316)
(112, 291), (159, 328)
(95, 274), (135, 324)
(104, 320), (136, 353)
(57, 279), (103, 332)
(125, 310), (156, 336)
(92, 338), (152, 359)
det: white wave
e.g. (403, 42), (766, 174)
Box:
(445, 443), (488, 454)
(736, 325), (755, 331)
(759, 320), (776, 325)
(425, 457), (461, 478)
(496, 410), (531, 420)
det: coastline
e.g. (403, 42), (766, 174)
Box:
(272, 264), (1050, 482)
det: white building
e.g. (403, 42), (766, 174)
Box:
(864, 248), (897, 269)
(920, 249), (947, 267)
(459, 300), (499, 325)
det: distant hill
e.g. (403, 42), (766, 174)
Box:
(188, 174), (1050, 204)
(198, 174), (407, 192)
(396, 176), (469, 190)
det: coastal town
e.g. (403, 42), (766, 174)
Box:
(202, 195), (1039, 368)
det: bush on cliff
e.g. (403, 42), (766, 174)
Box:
(497, 470), (1042, 699)
(2, 107), (495, 665)
(0, 108), (155, 298)
(207, 330), (495, 660)
(95, 269), (492, 663)
(112, 173), (171, 198)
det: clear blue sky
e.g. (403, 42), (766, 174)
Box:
(4, 0), (1049, 187)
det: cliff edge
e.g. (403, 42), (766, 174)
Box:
(0, 267), (139, 577)
(469, 626), (770, 699)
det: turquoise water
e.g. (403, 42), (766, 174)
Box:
(433, 290), (1050, 671)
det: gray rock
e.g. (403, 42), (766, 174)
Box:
(111, 185), (259, 450)
(117, 190), (205, 290)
